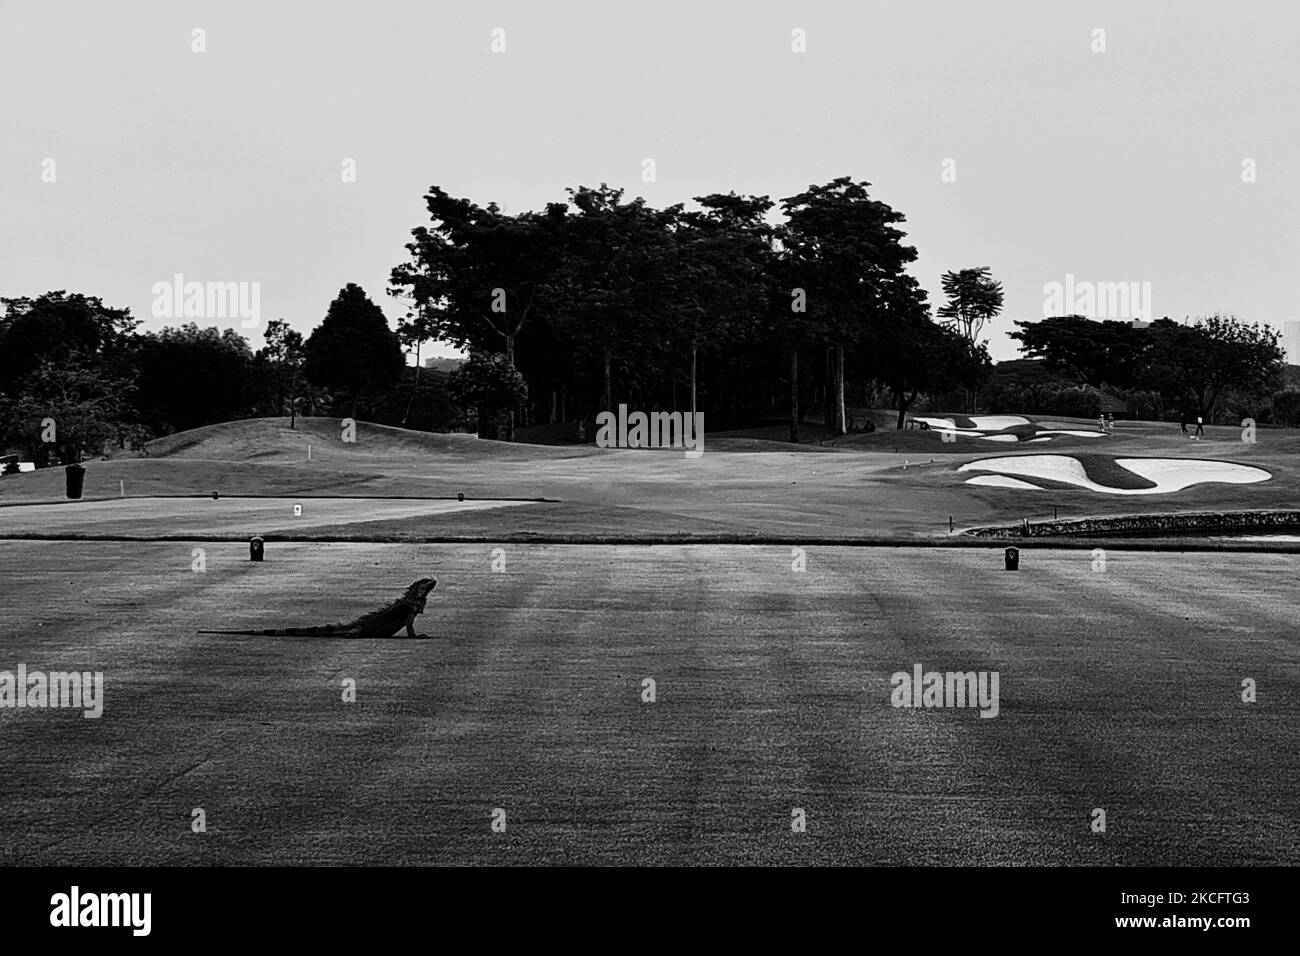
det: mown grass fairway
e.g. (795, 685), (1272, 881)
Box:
(3, 417), (1299, 541)
(1, 417), (1296, 865)
(1, 540), (1295, 866)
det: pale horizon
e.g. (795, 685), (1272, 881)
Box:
(3, 0), (1297, 362)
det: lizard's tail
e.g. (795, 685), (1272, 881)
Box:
(198, 626), (343, 637)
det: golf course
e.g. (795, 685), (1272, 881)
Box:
(0, 415), (1296, 865)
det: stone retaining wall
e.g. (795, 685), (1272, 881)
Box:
(966, 510), (1300, 538)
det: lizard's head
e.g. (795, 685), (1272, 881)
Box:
(404, 577), (438, 613)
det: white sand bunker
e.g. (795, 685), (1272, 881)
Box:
(913, 415), (1030, 432)
(910, 416), (1101, 443)
(968, 415), (1031, 430)
(959, 455), (1272, 495)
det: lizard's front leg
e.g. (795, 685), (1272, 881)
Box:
(405, 612), (432, 639)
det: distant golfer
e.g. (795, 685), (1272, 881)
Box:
(1106, 413), (1114, 433)
(1098, 415), (1105, 433)
(1194, 416), (1205, 438)
(1180, 412), (1188, 435)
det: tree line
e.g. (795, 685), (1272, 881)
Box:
(388, 178), (997, 439)
(998, 314), (1291, 425)
(0, 288), (452, 465)
(2, 175), (1294, 463)
(385, 178), (1291, 436)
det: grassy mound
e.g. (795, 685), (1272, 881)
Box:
(145, 417), (598, 463)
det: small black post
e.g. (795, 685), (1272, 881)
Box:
(458, 492), (465, 502)
(949, 515), (954, 533)
(65, 463), (86, 500)
(1054, 505), (1058, 520)
(250, 536), (264, 562)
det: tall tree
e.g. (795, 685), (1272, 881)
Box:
(1145, 314), (1284, 420)
(447, 351), (528, 439)
(304, 284), (405, 420)
(0, 291), (138, 390)
(389, 191), (564, 369)
(937, 267), (1004, 345)
(395, 306), (441, 426)
(133, 324), (256, 433)
(937, 267), (1003, 411)
(1011, 315), (1149, 388)
(548, 184), (676, 417)
(863, 277), (968, 429)
(258, 319), (306, 428)
(675, 193), (776, 422)
(765, 231), (811, 442)
(780, 178), (920, 437)
(0, 352), (138, 465)
(390, 187), (567, 437)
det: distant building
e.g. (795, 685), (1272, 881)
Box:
(1098, 391), (1130, 418)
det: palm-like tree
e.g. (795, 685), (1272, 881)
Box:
(937, 266), (1003, 411)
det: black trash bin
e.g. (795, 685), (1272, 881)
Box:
(1004, 547), (1020, 571)
(250, 536), (264, 562)
(65, 463), (86, 500)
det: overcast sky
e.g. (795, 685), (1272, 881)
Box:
(3, 0), (1297, 361)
